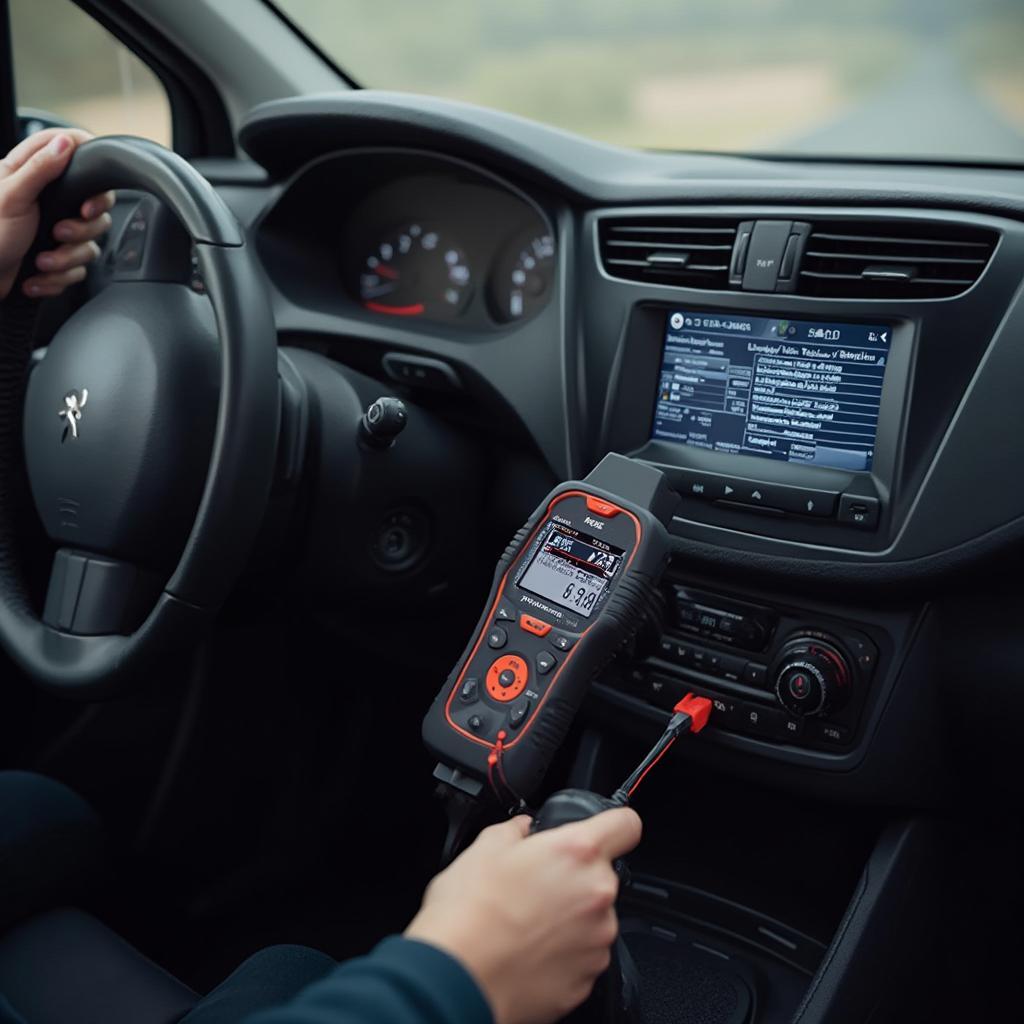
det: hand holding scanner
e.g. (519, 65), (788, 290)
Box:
(423, 453), (677, 803)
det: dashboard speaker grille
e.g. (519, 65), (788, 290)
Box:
(797, 220), (998, 299)
(598, 217), (738, 289)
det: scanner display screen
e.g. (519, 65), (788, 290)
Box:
(518, 523), (624, 618)
(652, 310), (892, 471)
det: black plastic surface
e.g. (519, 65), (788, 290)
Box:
(23, 284), (220, 567)
(229, 95), (1024, 584)
(239, 92), (1024, 218)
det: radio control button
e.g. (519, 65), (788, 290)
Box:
(647, 675), (682, 711)
(486, 655), (529, 702)
(742, 662), (768, 687)
(775, 486), (838, 518)
(674, 470), (730, 501)
(739, 703), (787, 738)
(809, 721), (851, 746)
(487, 626), (508, 649)
(674, 643), (697, 666)
(717, 654), (745, 682)
(550, 631), (577, 652)
(459, 677), (480, 703)
(535, 650), (557, 675)
(520, 614), (552, 637)
(468, 715), (485, 732)
(781, 716), (805, 741)
(838, 494), (880, 529)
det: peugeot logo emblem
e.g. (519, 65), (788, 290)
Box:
(58, 389), (88, 442)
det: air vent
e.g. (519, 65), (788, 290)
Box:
(798, 220), (997, 299)
(598, 217), (738, 289)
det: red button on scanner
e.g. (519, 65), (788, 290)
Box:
(585, 496), (620, 518)
(520, 614), (552, 637)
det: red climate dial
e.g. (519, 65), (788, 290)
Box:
(773, 636), (852, 717)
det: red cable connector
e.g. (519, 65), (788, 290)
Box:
(674, 693), (712, 734)
(612, 692), (713, 803)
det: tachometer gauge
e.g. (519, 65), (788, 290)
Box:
(358, 224), (471, 318)
(491, 231), (555, 322)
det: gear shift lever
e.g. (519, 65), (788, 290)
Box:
(531, 789), (644, 1024)
(530, 695), (713, 1024)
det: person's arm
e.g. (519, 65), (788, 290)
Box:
(246, 936), (492, 1024)
(247, 809), (642, 1024)
(0, 129), (112, 300)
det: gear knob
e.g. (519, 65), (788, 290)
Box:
(530, 788), (622, 833)
(360, 396), (407, 449)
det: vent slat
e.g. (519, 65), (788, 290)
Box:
(598, 217), (739, 289)
(606, 240), (734, 252)
(798, 220), (996, 298)
(801, 270), (976, 286)
(805, 250), (987, 266)
(607, 225), (736, 236)
(809, 231), (991, 250)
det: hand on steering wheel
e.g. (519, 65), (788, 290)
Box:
(0, 136), (279, 698)
(0, 129), (113, 300)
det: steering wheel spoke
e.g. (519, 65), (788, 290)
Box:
(43, 548), (162, 637)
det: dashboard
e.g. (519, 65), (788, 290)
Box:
(175, 91), (1024, 803)
(255, 150), (555, 332)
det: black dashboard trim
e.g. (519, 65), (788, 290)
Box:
(232, 93), (1024, 583)
(240, 92), (1024, 220)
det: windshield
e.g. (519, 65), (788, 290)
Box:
(272, 0), (1024, 165)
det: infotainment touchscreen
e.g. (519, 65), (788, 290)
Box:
(651, 310), (892, 471)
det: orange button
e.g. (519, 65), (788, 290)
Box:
(519, 614), (551, 637)
(585, 496), (620, 518)
(486, 655), (529, 702)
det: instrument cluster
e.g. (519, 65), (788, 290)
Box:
(342, 170), (556, 329)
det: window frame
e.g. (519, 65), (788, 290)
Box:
(3, 0), (234, 157)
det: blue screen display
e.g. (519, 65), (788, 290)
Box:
(651, 310), (892, 472)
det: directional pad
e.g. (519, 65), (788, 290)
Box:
(486, 654), (528, 702)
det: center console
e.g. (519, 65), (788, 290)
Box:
(604, 580), (880, 752)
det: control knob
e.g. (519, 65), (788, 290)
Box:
(359, 396), (407, 450)
(772, 635), (852, 717)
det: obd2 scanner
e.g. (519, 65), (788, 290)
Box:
(423, 453), (677, 805)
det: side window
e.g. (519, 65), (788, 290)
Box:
(10, 0), (172, 146)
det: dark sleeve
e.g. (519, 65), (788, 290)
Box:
(0, 994), (26, 1024)
(245, 936), (493, 1024)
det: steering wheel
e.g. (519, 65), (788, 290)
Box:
(0, 136), (279, 698)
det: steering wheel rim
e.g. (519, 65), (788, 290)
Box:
(0, 136), (279, 698)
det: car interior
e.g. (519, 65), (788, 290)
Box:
(1, 1), (1024, 1022)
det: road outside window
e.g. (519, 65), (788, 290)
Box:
(11, 0), (171, 146)
(276, 0), (1024, 164)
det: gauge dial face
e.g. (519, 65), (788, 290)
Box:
(358, 224), (471, 318)
(491, 231), (555, 322)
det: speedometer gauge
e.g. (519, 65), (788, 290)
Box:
(358, 224), (471, 318)
(491, 231), (555, 322)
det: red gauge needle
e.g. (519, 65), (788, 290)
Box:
(364, 301), (425, 316)
(375, 265), (400, 280)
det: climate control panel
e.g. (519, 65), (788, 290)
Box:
(604, 584), (879, 751)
